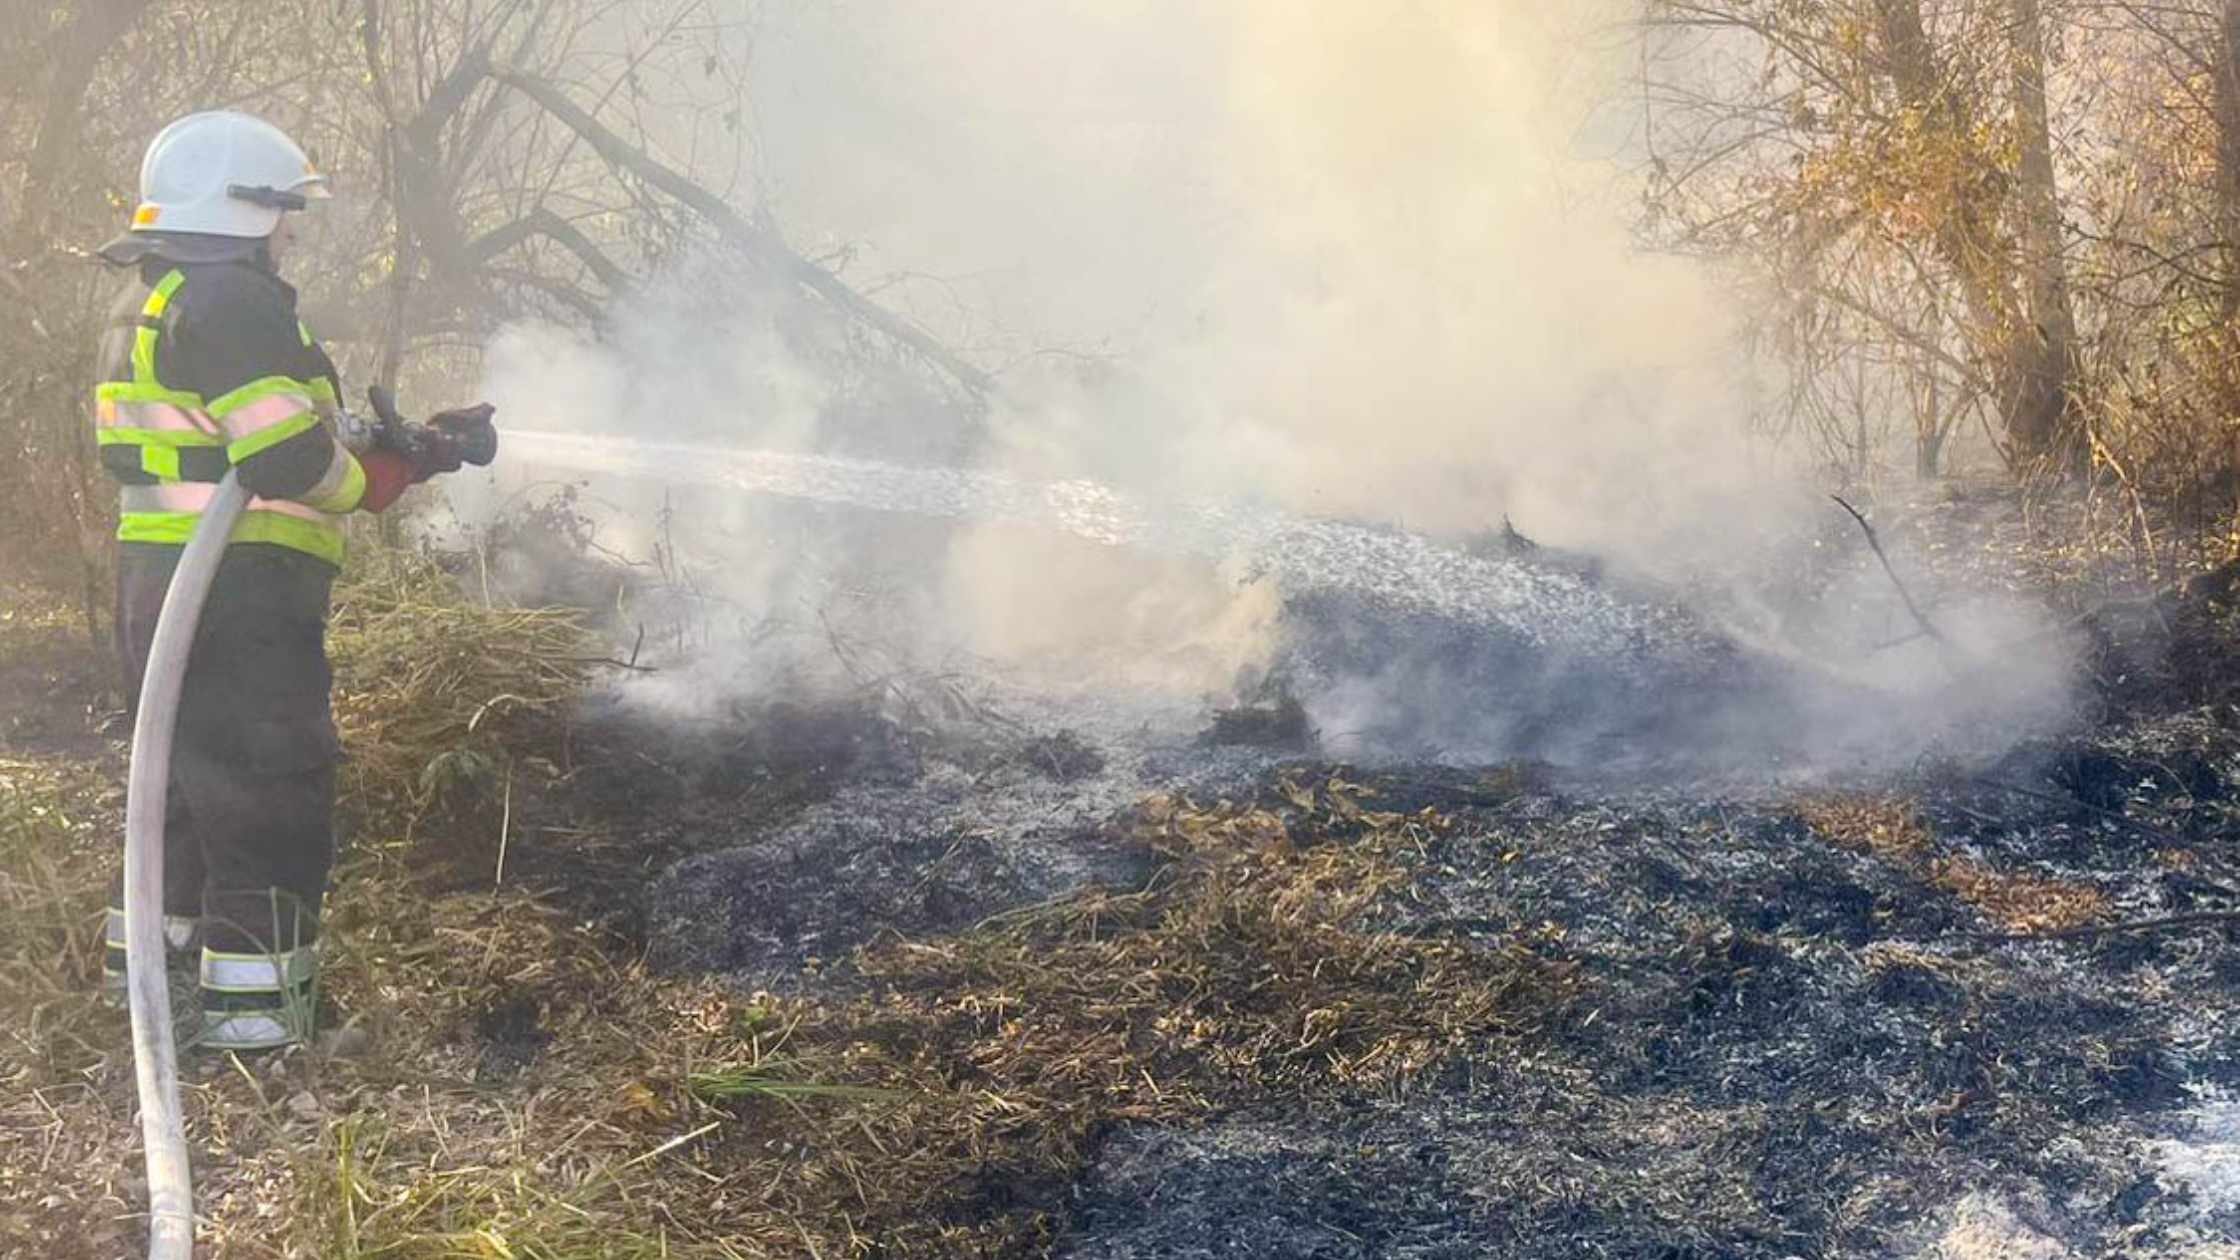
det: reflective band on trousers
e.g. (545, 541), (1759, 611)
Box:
(200, 946), (316, 994)
(200, 1009), (308, 1051)
(104, 908), (200, 952)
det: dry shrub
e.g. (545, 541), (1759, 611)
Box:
(327, 548), (593, 844)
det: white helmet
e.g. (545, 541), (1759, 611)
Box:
(131, 110), (329, 239)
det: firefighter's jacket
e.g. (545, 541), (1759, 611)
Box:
(92, 254), (367, 566)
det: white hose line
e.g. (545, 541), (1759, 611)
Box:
(126, 471), (250, 1260)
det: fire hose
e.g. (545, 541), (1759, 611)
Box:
(123, 469), (244, 1260)
(125, 399), (495, 1259)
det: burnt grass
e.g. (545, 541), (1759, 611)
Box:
(508, 676), (2240, 1258)
(1059, 756), (2237, 1259)
(474, 533), (2240, 1256)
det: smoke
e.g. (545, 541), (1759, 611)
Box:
(465, 0), (2075, 771)
(736, 2), (1774, 548)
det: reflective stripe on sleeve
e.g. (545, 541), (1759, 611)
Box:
(207, 376), (320, 459)
(300, 444), (367, 514)
(225, 409), (320, 463)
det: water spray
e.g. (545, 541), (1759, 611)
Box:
(502, 428), (1673, 661)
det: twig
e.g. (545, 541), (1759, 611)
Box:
(1864, 627), (1934, 654)
(1963, 910), (2240, 944)
(494, 764), (514, 888)
(568, 655), (658, 673)
(1970, 776), (2187, 849)
(1832, 495), (1947, 646)
(617, 1121), (722, 1172)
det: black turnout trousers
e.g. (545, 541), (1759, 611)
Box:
(109, 541), (340, 955)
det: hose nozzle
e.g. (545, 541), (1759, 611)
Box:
(366, 385), (499, 474)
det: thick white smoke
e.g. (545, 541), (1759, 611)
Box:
(462, 0), (2074, 768)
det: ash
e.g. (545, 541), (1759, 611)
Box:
(530, 456), (2228, 1256)
(607, 646), (2240, 1258)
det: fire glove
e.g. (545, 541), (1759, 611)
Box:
(350, 389), (500, 512)
(357, 447), (417, 513)
(419, 403), (499, 477)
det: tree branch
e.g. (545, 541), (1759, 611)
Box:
(466, 206), (629, 290)
(490, 67), (994, 395)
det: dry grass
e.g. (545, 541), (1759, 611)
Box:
(326, 548), (593, 845)
(0, 557), (1579, 1259)
(1924, 858), (2110, 937)
(1798, 794), (1934, 866)
(1799, 794), (2109, 935)
(271, 774), (1577, 1259)
(0, 752), (140, 1255)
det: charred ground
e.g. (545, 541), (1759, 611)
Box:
(10, 504), (2240, 1258)
(407, 507), (2240, 1257)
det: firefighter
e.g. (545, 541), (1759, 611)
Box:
(92, 110), (490, 1051)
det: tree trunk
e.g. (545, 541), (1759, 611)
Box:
(2008, 0), (2083, 471)
(1915, 340), (1946, 480)
(2211, 0), (2240, 505)
(1872, 0), (2083, 473)
(5, 0), (152, 257)
(2217, 0), (2240, 326)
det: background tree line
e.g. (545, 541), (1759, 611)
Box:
(1644, 0), (2240, 571)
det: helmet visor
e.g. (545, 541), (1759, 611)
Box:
(226, 167), (331, 212)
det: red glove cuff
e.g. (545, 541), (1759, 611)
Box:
(358, 448), (416, 513)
